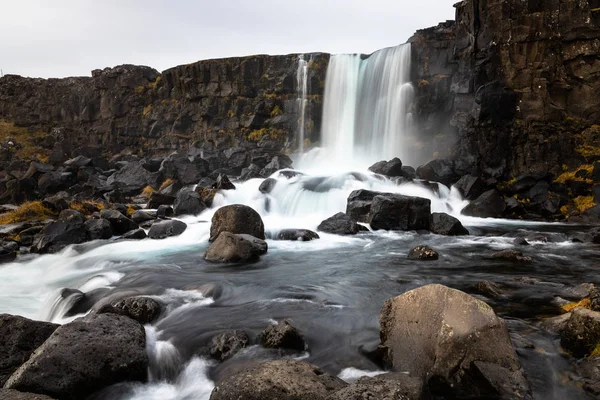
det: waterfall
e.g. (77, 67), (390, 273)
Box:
(320, 43), (414, 168)
(296, 55), (309, 153)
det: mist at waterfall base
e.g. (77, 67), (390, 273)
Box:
(0, 45), (598, 400)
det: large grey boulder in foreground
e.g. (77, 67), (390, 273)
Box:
(210, 360), (346, 400)
(379, 284), (530, 399)
(209, 204), (265, 241)
(4, 313), (148, 400)
(205, 232), (267, 263)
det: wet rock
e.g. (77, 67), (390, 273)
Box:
(205, 330), (250, 362)
(213, 174), (236, 190)
(131, 210), (154, 224)
(41, 192), (69, 213)
(261, 321), (305, 351)
(379, 284), (530, 399)
(160, 153), (208, 185)
(209, 204), (265, 241)
(275, 229), (319, 241)
(97, 297), (162, 324)
(121, 228), (147, 240)
(205, 232), (267, 263)
(407, 245), (439, 261)
(0, 241), (19, 263)
(576, 355), (600, 397)
(173, 190), (206, 216)
(368, 158), (403, 177)
(490, 249), (533, 263)
(195, 186), (217, 207)
(453, 174), (484, 200)
(147, 219), (187, 239)
(346, 189), (380, 223)
(0, 389), (56, 400)
(38, 171), (77, 196)
(258, 178), (277, 194)
(84, 218), (113, 240)
(369, 194), (431, 231)
(210, 360), (346, 400)
(560, 308), (600, 358)
(240, 164), (262, 181)
(429, 212), (468, 235)
(591, 286), (600, 312)
(260, 155), (293, 177)
(317, 212), (366, 235)
(540, 313), (571, 334)
(106, 161), (159, 195)
(146, 192), (175, 209)
(99, 209), (138, 235)
(18, 226), (44, 246)
(328, 373), (426, 400)
(513, 237), (529, 246)
(416, 159), (457, 186)
(462, 189), (507, 218)
(32, 210), (87, 253)
(156, 205), (174, 219)
(0, 314), (59, 386)
(4, 313), (147, 400)
(472, 280), (502, 299)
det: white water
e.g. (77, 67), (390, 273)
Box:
(321, 43), (414, 169)
(296, 54), (309, 153)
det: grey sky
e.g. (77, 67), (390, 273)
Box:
(1, 0), (456, 78)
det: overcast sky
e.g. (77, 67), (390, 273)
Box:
(1, 0), (456, 78)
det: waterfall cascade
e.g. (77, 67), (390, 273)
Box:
(320, 43), (414, 168)
(296, 55), (309, 153)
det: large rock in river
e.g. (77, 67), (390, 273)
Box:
(560, 308), (600, 358)
(205, 232), (267, 263)
(4, 313), (148, 400)
(147, 219), (187, 239)
(100, 209), (139, 235)
(0, 314), (59, 387)
(379, 284), (530, 399)
(173, 190), (207, 216)
(32, 210), (87, 253)
(429, 212), (469, 236)
(209, 204), (265, 241)
(368, 194), (430, 231)
(0, 389), (56, 400)
(210, 360), (346, 400)
(346, 189), (380, 223)
(462, 189), (507, 218)
(317, 212), (366, 235)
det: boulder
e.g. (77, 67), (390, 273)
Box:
(147, 219), (187, 239)
(540, 313), (571, 334)
(258, 178), (277, 194)
(38, 172), (76, 196)
(173, 190), (206, 216)
(346, 189), (380, 223)
(205, 330), (250, 362)
(97, 297), (162, 324)
(513, 237), (530, 246)
(453, 174), (484, 200)
(4, 314), (147, 400)
(407, 245), (439, 260)
(205, 232), (267, 263)
(379, 284), (530, 399)
(209, 360), (346, 400)
(416, 159), (457, 186)
(209, 204), (265, 241)
(490, 249), (533, 263)
(576, 355), (600, 397)
(106, 161), (159, 195)
(368, 194), (431, 231)
(0, 390), (56, 400)
(240, 164), (262, 181)
(317, 212), (366, 235)
(275, 229), (319, 241)
(41, 192), (69, 213)
(160, 153), (208, 185)
(213, 173), (236, 190)
(196, 187), (217, 207)
(0, 314), (59, 387)
(429, 212), (468, 235)
(260, 321), (306, 351)
(560, 308), (600, 358)
(0, 241), (19, 263)
(131, 210), (154, 224)
(156, 205), (174, 219)
(99, 209), (139, 235)
(32, 211), (87, 253)
(146, 192), (175, 209)
(368, 157), (403, 177)
(121, 228), (147, 240)
(591, 286), (600, 312)
(462, 189), (507, 218)
(328, 373), (426, 400)
(84, 218), (113, 240)
(260, 156), (293, 177)
(471, 280), (502, 299)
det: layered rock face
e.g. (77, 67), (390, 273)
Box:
(411, 0), (600, 180)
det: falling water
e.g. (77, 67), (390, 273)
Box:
(320, 43), (414, 167)
(296, 55), (309, 153)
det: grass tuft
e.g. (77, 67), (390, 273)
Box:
(0, 201), (55, 225)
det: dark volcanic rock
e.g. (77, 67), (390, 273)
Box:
(275, 229), (319, 241)
(131, 210), (154, 224)
(407, 245), (439, 261)
(32, 210), (87, 253)
(205, 232), (267, 263)
(472, 280), (502, 299)
(97, 297), (162, 324)
(84, 218), (113, 240)
(416, 159), (457, 186)
(100, 209), (138, 235)
(258, 178), (277, 194)
(173, 190), (206, 216)
(454, 174), (484, 200)
(380, 284), (530, 399)
(205, 330), (250, 362)
(106, 161), (159, 195)
(4, 313), (148, 400)
(462, 189), (507, 218)
(260, 321), (306, 351)
(147, 219), (187, 239)
(0, 241), (19, 263)
(147, 192), (175, 209)
(156, 205), (174, 219)
(260, 155), (293, 177)
(209, 204), (265, 241)
(490, 249), (533, 263)
(328, 373), (426, 400)
(209, 360), (346, 400)
(346, 189), (380, 223)
(213, 173), (236, 190)
(576, 355), (600, 397)
(317, 212), (366, 235)
(429, 212), (469, 235)
(368, 157), (403, 177)
(368, 194), (431, 231)
(121, 228), (147, 240)
(0, 389), (56, 400)
(0, 314), (59, 387)
(560, 308), (600, 358)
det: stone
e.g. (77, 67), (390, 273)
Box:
(173, 190), (206, 216)
(368, 157), (403, 177)
(0, 241), (19, 263)
(454, 174), (484, 200)
(156, 205), (174, 219)
(209, 204), (265, 241)
(147, 192), (175, 209)
(205, 232), (268, 263)
(147, 219), (187, 239)
(260, 321), (305, 351)
(380, 284), (530, 399)
(0, 390), (56, 400)
(195, 187), (217, 207)
(106, 161), (158, 195)
(317, 212), (366, 235)
(346, 189), (380, 223)
(4, 313), (147, 400)
(407, 245), (439, 260)
(41, 192), (69, 213)
(416, 159), (457, 186)
(540, 313), (571, 334)
(369, 194), (431, 231)
(131, 210), (154, 223)
(205, 330), (250, 362)
(490, 249), (533, 263)
(258, 178), (277, 194)
(240, 163), (262, 181)
(429, 212), (468, 235)
(461, 189), (507, 218)
(213, 173), (236, 190)
(84, 218), (113, 240)
(160, 153), (208, 185)
(328, 373), (425, 400)
(260, 155), (293, 177)
(32, 211), (87, 253)
(0, 314), (59, 386)
(591, 286), (600, 312)
(471, 280), (502, 299)
(576, 355), (600, 397)
(275, 229), (319, 241)
(560, 308), (600, 358)
(209, 360), (346, 400)
(97, 297), (162, 324)
(513, 237), (530, 246)
(121, 228), (147, 240)
(99, 209), (139, 235)
(37, 172), (76, 196)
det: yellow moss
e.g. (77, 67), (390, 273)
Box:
(0, 121), (50, 162)
(69, 201), (105, 215)
(418, 79), (430, 87)
(148, 76), (162, 90)
(159, 178), (175, 191)
(141, 186), (155, 197)
(0, 201), (55, 225)
(247, 128), (286, 142)
(562, 298), (591, 313)
(590, 343), (600, 357)
(227, 109), (236, 118)
(135, 85), (145, 94)
(126, 205), (137, 217)
(555, 164), (594, 184)
(576, 144), (600, 158)
(143, 104), (153, 116)
(270, 105), (283, 118)
(263, 93), (278, 99)
(574, 196), (595, 213)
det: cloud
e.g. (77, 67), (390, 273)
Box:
(0, 0), (456, 78)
